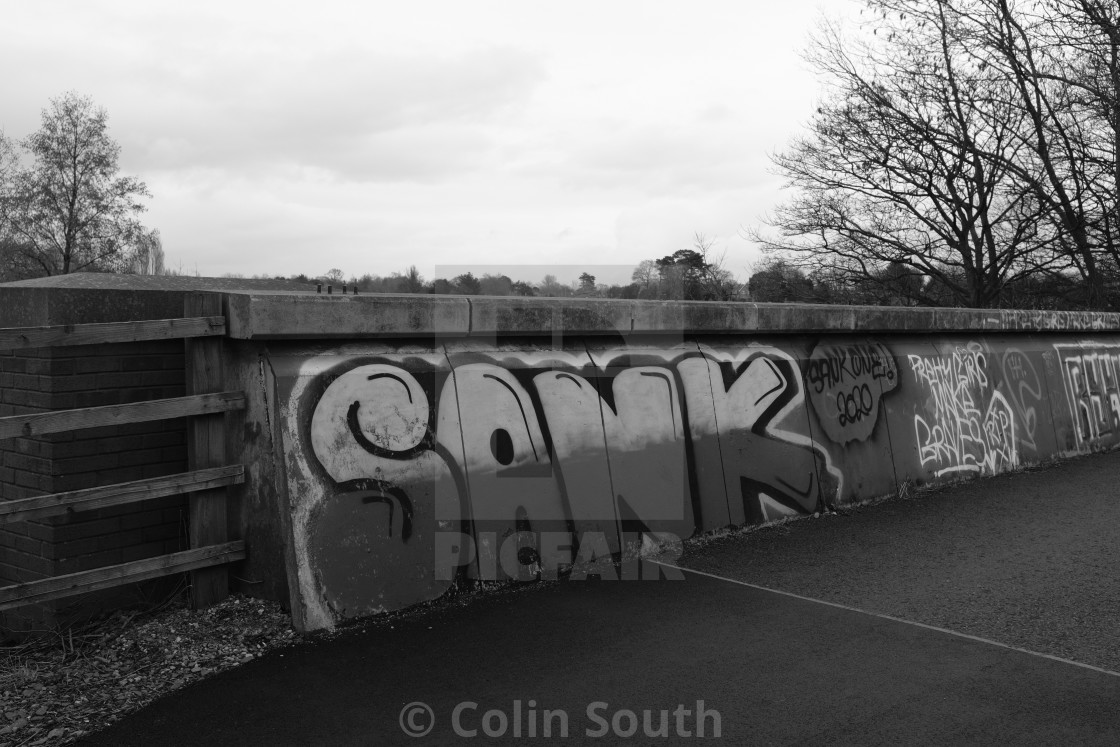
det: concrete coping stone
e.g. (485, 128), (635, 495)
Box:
(3, 280), (1119, 337)
(217, 292), (1120, 338)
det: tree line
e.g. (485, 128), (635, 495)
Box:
(753, 0), (1120, 310)
(263, 234), (745, 300)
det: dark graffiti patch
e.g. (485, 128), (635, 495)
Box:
(804, 340), (898, 443)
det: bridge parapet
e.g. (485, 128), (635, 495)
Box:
(4, 275), (1120, 633)
(220, 291), (1120, 339)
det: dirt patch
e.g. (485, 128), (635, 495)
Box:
(0, 594), (297, 746)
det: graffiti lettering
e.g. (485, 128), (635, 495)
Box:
(298, 347), (843, 617)
(805, 341), (898, 443)
(909, 343), (1017, 477)
(1022, 309), (1113, 332)
(1055, 344), (1120, 448)
(806, 342), (895, 393)
(684, 348), (842, 524)
(313, 353), (842, 534)
(910, 344), (988, 394)
(836, 383), (875, 427)
(272, 329), (1120, 630)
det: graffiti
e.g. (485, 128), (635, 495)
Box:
(303, 360), (462, 618)
(804, 341), (898, 443)
(285, 334), (1120, 631)
(273, 329), (1120, 630)
(1000, 349), (1043, 451)
(1022, 309), (1115, 332)
(909, 343), (1017, 477)
(1054, 344), (1120, 448)
(682, 347), (842, 525)
(296, 345), (841, 617)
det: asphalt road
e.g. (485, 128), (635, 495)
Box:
(682, 449), (1120, 673)
(78, 451), (1120, 745)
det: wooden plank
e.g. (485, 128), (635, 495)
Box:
(0, 541), (246, 612)
(0, 316), (226, 351)
(186, 293), (232, 609)
(0, 465), (245, 524)
(0, 391), (245, 440)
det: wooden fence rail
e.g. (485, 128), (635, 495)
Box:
(0, 298), (244, 612)
(0, 466), (245, 524)
(0, 316), (226, 351)
(0, 542), (246, 612)
(0, 391), (245, 440)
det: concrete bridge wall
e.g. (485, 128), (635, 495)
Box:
(4, 279), (1120, 634)
(228, 294), (1120, 630)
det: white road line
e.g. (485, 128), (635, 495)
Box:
(650, 561), (1120, 679)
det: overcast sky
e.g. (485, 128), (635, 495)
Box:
(0, 0), (856, 286)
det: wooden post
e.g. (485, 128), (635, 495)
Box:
(185, 292), (230, 608)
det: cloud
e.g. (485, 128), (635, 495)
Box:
(0, 2), (547, 186)
(0, 0), (848, 282)
(537, 119), (772, 197)
(125, 45), (545, 182)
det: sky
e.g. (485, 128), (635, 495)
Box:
(0, 0), (857, 287)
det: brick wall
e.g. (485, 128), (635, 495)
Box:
(0, 340), (189, 636)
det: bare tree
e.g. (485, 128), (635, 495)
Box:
(128, 228), (165, 275)
(4, 93), (153, 276)
(630, 259), (659, 297)
(0, 131), (27, 281)
(948, 0), (1120, 306)
(400, 265), (426, 293)
(755, 1), (1066, 307)
(748, 258), (816, 302)
(690, 233), (742, 300)
(536, 274), (572, 297)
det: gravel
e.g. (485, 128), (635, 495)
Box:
(0, 582), (545, 746)
(0, 594), (298, 746)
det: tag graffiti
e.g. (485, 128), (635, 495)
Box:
(804, 341), (898, 443)
(909, 343), (1017, 477)
(1055, 344), (1120, 448)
